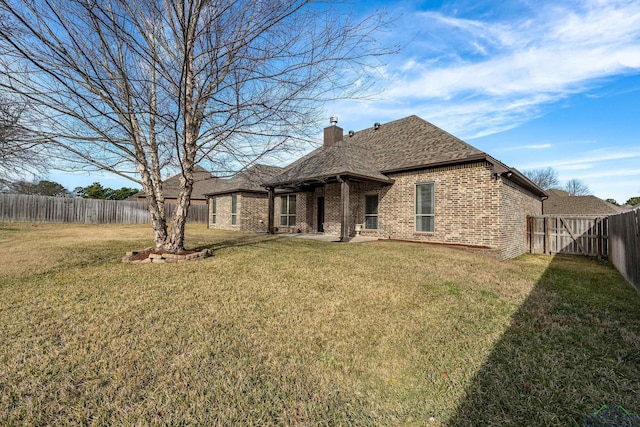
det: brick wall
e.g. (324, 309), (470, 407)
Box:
(209, 194), (232, 230)
(498, 178), (542, 259)
(378, 162), (502, 247)
(239, 192), (269, 232)
(342, 162), (541, 258)
(208, 192), (269, 232)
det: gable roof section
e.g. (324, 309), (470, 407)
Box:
(347, 115), (485, 173)
(543, 194), (625, 215)
(266, 115), (545, 197)
(266, 141), (393, 187)
(205, 164), (283, 195)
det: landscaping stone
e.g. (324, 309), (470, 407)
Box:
(121, 248), (212, 264)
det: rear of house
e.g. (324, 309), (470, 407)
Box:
(208, 116), (545, 259)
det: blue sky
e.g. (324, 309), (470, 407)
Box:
(52, 0), (640, 204)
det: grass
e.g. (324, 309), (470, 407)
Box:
(0, 222), (639, 426)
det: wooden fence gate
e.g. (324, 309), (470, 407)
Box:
(528, 215), (609, 259)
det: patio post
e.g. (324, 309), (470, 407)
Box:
(267, 186), (275, 234)
(338, 176), (350, 241)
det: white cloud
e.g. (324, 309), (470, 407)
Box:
(504, 144), (552, 151)
(520, 149), (640, 169)
(372, 0), (640, 137)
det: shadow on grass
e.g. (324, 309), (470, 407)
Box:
(194, 233), (280, 252)
(448, 255), (640, 427)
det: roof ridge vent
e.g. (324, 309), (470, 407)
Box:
(374, 122), (381, 130)
(348, 130), (355, 137)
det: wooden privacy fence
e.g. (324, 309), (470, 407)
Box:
(0, 194), (208, 224)
(608, 208), (640, 292)
(528, 215), (609, 259)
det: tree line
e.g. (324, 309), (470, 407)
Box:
(1, 179), (139, 200)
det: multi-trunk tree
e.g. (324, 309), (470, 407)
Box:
(0, 0), (392, 252)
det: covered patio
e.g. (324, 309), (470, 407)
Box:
(263, 125), (393, 241)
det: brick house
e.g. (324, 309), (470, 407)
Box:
(204, 164), (283, 232)
(209, 116), (546, 259)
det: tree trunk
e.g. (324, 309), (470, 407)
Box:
(164, 170), (194, 253)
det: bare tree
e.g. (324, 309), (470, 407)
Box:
(564, 178), (590, 196)
(0, 0), (393, 252)
(0, 97), (47, 179)
(522, 167), (560, 190)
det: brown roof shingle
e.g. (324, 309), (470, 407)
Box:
(543, 194), (625, 215)
(266, 141), (392, 186)
(205, 164), (283, 195)
(266, 115), (519, 189)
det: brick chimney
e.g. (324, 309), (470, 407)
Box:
(324, 117), (343, 148)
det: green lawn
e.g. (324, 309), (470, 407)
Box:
(0, 223), (639, 426)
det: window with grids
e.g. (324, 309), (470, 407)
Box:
(280, 194), (297, 226)
(364, 194), (379, 229)
(415, 183), (434, 232)
(210, 196), (216, 224)
(231, 193), (237, 225)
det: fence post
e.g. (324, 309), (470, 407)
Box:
(544, 216), (550, 254)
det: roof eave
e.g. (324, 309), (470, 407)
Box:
(203, 188), (268, 196)
(265, 171), (393, 189)
(486, 155), (548, 198)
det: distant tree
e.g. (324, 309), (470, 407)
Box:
(110, 187), (140, 201)
(564, 179), (590, 196)
(626, 196), (640, 206)
(605, 198), (619, 206)
(523, 167), (560, 190)
(77, 182), (109, 199)
(10, 179), (70, 196)
(76, 182), (139, 200)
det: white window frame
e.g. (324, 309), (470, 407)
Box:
(364, 194), (379, 229)
(231, 193), (237, 226)
(415, 182), (435, 233)
(280, 194), (297, 227)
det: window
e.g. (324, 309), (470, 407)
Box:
(364, 194), (378, 229)
(210, 196), (216, 224)
(231, 193), (237, 226)
(280, 194), (296, 226)
(415, 183), (434, 232)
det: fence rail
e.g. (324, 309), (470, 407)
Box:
(608, 208), (640, 292)
(0, 193), (207, 224)
(528, 215), (609, 259)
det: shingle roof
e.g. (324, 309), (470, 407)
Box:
(346, 115), (484, 172)
(204, 164), (283, 195)
(266, 115), (538, 194)
(266, 141), (392, 186)
(543, 193), (625, 215)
